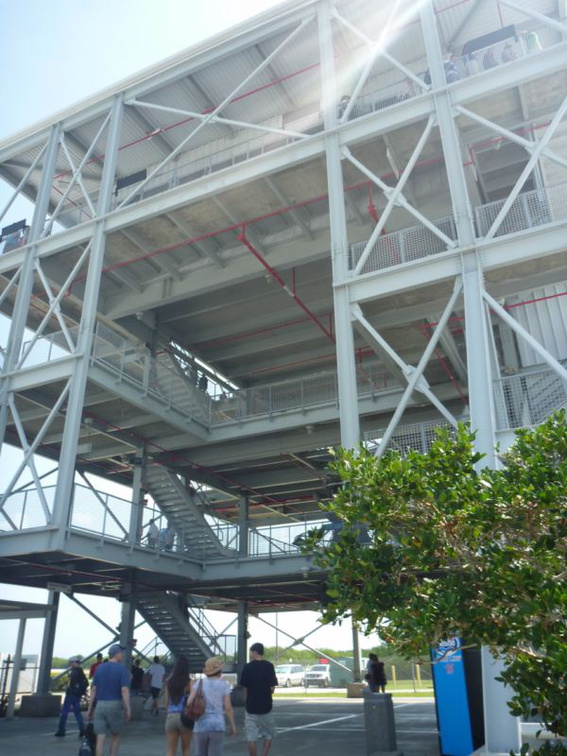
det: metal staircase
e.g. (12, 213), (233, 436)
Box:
(144, 464), (233, 558)
(136, 591), (235, 672)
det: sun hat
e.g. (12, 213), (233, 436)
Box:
(203, 657), (224, 676)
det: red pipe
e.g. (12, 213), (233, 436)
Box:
(237, 225), (335, 344)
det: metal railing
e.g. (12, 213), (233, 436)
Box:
(0, 486), (55, 530)
(475, 184), (557, 237)
(350, 182), (563, 276)
(56, 115), (324, 228)
(349, 216), (457, 275)
(210, 361), (399, 424)
(493, 365), (567, 431)
(0, 478), (328, 560)
(364, 419), (454, 455)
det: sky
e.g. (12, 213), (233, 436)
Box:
(0, 0), (383, 660)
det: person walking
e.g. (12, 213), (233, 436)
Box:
(88, 643), (131, 756)
(130, 658), (145, 697)
(163, 656), (193, 756)
(89, 653), (104, 680)
(240, 643), (278, 756)
(186, 657), (235, 756)
(54, 656), (88, 737)
(147, 655), (166, 715)
(367, 653), (387, 693)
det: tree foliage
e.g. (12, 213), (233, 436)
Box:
(302, 413), (567, 737)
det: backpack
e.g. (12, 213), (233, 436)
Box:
(71, 669), (88, 697)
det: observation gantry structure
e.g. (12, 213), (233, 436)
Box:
(2, 0), (567, 748)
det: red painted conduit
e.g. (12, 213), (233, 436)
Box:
(237, 224), (335, 344)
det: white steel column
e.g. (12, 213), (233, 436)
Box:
(318, 0), (360, 447)
(50, 96), (124, 539)
(6, 618), (26, 719)
(36, 590), (60, 695)
(0, 125), (61, 457)
(421, 3), (520, 752)
(129, 451), (145, 546)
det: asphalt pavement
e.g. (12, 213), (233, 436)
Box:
(0, 696), (440, 756)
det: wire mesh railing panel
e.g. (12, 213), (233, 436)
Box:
(493, 368), (567, 430)
(349, 75), (423, 120)
(270, 381), (304, 412)
(356, 362), (399, 395)
(210, 359), (397, 426)
(249, 528), (300, 556)
(1, 487), (55, 530)
(364, 420), (453, 455)
(350, 216), (457, 275)
(302, 373), (338, 406)
(475, 186), (555, 237)
(20, 327), (78, 367)
(71, 484), (130, 540)
(350, 232), (402, 273)
(247, 521), (331, 556)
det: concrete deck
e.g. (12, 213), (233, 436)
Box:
(0, 697), (440, 756)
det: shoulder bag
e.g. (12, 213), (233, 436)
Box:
(182, 680), (205, 726)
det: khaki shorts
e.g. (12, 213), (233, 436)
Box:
(94, 700), (125, 736)
(245, 712), (276, 741)
(165, 712), (193, 733)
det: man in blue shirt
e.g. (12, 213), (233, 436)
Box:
(88, 644), (131, 756)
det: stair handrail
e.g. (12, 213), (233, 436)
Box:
(185, 596), (232, 659)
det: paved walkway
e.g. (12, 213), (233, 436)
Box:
(0, 697), (440, 756)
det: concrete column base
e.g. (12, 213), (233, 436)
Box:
(364, 692), (399, 756)
(19, 694), (62, 717)
(230, 685), (246, 707)
(347, 682), (366, 698)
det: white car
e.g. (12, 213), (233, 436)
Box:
(275, 664), (304, 687)
(304, 664), (332, 687)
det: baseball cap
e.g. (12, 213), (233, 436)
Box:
(69, 656), (82, 664)
(108, 644), (126, 657)
(250, 642), (264, 655)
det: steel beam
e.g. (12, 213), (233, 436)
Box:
(318, 0), (360, 448)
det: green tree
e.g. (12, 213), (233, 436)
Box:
(302, 413), (567, 739)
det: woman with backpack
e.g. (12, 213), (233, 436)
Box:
(163, 656), (193, 756)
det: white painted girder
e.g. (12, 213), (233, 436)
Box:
(3, 39), (565, 279)
(347, 221), (567, 305)
(0, 0), (318, 162)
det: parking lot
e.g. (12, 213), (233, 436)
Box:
(0, 697), (440, 756)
